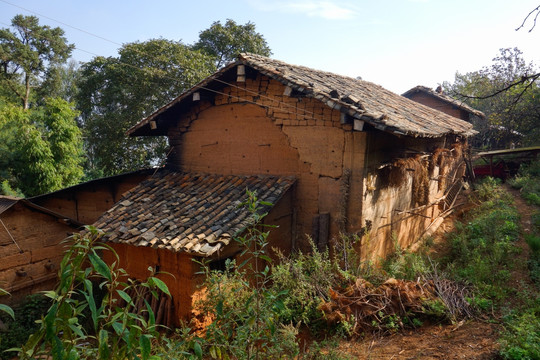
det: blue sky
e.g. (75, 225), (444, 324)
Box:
(1, 0), (539, 94)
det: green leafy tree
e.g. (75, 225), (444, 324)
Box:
(193, 19), (272, 68)
(0, 98), (84, 196)
(0, 15), (74, 109)
(444, 48), (540, 148)
(76, 39), (215, 177)
(38, 59), (81, 104)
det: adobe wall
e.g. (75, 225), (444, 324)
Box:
(0, 204), (75, 302)
(103, 243), (198, 325)
(167, 75), (366, 252)
(361, 132), (466, 260)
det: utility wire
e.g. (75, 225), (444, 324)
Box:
(0, 0), (123, 47)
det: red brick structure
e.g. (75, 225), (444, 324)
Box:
(0, 170), (154, 302)
(0, 196), (80, 302)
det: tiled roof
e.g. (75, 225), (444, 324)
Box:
(94, 171), (296, 257)
(129, 53), (475, 138)
(402, 85), (485, 119)
(0, 196), (19, 215)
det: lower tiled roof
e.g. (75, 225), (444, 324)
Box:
(94, 171), (296, 256)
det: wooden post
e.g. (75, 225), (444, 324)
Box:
(311, 215), (320, 246)
(318, 213), (330, 252)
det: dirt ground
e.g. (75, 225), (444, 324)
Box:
(325, 185), (537, 360)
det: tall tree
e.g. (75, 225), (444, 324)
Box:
(444, 48), (540, 149)
(0, 15), (74, 109)
(0, 98), (84, 196)
(76, 39), (215, 177)
(193, 19), (272, 68)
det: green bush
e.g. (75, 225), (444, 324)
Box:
(270, 242), (340, 330)
(381, 242), (430, 281)
(510, 159), (540, 206)
(0, 294), (50, 360)
(445, 178), (521, 301)
(191, 190), (300, 359)
(499, 309), (540, 360)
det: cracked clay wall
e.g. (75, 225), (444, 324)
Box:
(360, 131), (465, 260)
(166, 74), (367, 252)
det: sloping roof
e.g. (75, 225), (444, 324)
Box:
(0, 195), (83, 226)
(94, 171), (295, 257)
(29, 168), (155, 203)
(402, 85), (485, 119)
(0, 196), (19, 215)
(128, 53), (475, 138)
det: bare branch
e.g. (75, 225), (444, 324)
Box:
(516, 5), (540, 32)
(454, 72), (540, 101)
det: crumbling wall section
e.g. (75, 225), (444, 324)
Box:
(361, 134), (467, 260)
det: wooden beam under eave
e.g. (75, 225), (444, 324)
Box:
(354, 119), (364, 131)
(237, 65), (246, 82)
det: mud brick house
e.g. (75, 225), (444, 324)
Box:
(402, 85), (485, 122)
(93, 53), (477, 324)
(0, 170), (153, 302)
(0, 196), (81, 302)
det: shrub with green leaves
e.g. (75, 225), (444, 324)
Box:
(499, 309), (540, 360)
(445, 178), (521, 300)
(15, 226), (171, 360)
(0, 294), (50, 360)
(509, 159), (540, 206)
(270, 242), (340, 330)
(192, 190), (300, 359)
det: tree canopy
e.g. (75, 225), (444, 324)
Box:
(76, 39), (215, 176)
(444, 48), (540, 149)
(0, 15), (83, 196)
(77, 20), (273, 177)
(0, 15), (74, 109)
(0, 98), (84, 196)
(193, 19), (272, 68)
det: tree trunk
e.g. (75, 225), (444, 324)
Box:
(23, 73), (30, 110)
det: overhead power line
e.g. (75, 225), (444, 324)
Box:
(0, 0), (122, 47)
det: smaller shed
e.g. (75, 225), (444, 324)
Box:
(402, 85), (485, 121)
(0, 196), (81, 302)
(94, 170), (296, 324)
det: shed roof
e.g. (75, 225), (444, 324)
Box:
(129, 53), (475, 138)
(0, 196), (19, 215)
(402, 85), (485, 119)
(94, 171), (295, 257)
(0, 195), (83, 227)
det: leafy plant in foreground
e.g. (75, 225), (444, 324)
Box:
(15, 226), (171, 360)
(0, 294), (50, 360)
